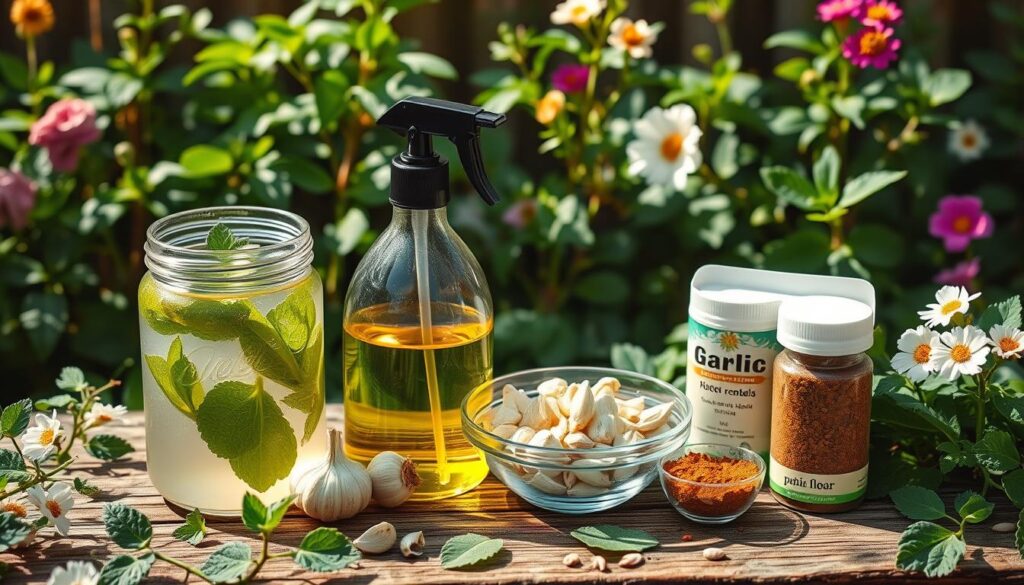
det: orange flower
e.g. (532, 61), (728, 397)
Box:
(10, 0), (54, 37)
(535, 90), (566, 125)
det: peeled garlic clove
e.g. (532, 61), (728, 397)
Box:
(646, 423), (672, 437)
(492, 424), (518, 439)
(353, 521), (396, 554)
(563, 552), (582, 567)
(592, 377), (620, 399)
(616, 396), (646, 421)
(571, 458), (613, 488)
(400, 531), (426, 557)
(703, 547), (728, 561)
(491, 403), (522, 427)
(509, 426), (536, 445)
(525, 472), (566, 495)
(563, 431), (596, 449)
(563, 471), (578, 489)
(584, 413), (617, 445)
(550, 416), (570, 441)
(537, 377), (568, 398)
(557, 383), (579, 417)
(612, 430), (645, 481)
(568, 483), (608, 497)
(590, 554), (608, 572)
(631, 402), (675, 433)
(502, 384), (531, 414)
(618, 552), (644, 568)
(522, 396), (559, 429)
(567, 382), (596, 432)
(291, 428), (372, 521)
(594, 394), (618, 417)
(367, 451), (421, 508)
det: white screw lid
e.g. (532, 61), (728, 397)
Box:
(689, 285), (785, 332)
(777, 295), (875, 356)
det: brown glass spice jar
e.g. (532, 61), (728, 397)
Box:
(769, 296), (874, 513)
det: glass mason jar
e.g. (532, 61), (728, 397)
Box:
(139, 207), (328, 515)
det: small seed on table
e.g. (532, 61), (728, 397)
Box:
(590, 555), (608, 572)
(618, 552), (644, 568)
(703, 547), (728, 561)
(992, 522), (1016, 533)
(562, 552), (582, 567)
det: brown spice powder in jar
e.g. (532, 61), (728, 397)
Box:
(770, 351), (872, 512)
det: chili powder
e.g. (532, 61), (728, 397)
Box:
(662, 452), (760, 517)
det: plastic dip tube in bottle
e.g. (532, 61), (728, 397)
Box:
(769, 295), (874, 513)
(686, 281), (782, 458)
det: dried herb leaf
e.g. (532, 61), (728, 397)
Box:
(440, 533), (504, 569)
(570, 525), (659, 552)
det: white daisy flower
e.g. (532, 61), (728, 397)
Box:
(948, 119), (989, 162)
(46, 561), (98, 585)
(627, 104), (703, 191)
(608, 17), (658, 59)
(85, 403), (127, 427)
(21, 410), (61, 462)
(933, 326), (991, 380)
(0, 494), (31, 519)
(891, 326), (940, 382)
(27, 481), (75, 536)
(550, 0), (605, 27)
(989, 324), (1024, 359)
(917, 285), (980, 328)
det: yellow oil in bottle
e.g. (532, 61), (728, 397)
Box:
(343, 302), (492, 500)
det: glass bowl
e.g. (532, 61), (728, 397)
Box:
(461, 366), (691, 514)
(658, 443), (765, 524)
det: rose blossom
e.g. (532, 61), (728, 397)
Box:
(0, 168), (37, 231)
(928, 195), (994, 253)
(551, 64), (590, 94)
(29, 98), (101, 173)
(934, 258), (980, 289)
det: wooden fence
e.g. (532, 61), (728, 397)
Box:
(3, 0), (1022, 106)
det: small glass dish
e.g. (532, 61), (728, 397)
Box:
(461, 366), (692, 514)
(658, 443), (765, 524)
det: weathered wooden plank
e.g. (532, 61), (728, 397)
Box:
(2, 407), (1022, 583)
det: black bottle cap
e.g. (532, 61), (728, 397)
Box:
(377, 97), (506, 210)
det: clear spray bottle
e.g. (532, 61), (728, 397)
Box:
(342, 97), (505, 499)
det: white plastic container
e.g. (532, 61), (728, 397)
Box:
(685, 266), (874, 458)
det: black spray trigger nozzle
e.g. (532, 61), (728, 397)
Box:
(378, 96), (506, 209)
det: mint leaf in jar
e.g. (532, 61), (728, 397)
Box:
(206, 223), (249, 250)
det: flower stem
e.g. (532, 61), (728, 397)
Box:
(0, 457), (75, 500)
(152, 550), (213, 584)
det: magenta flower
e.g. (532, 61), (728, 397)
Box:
(551, 64), (590, 94)
(841, 26), (901, 69)
(502, 199), (537, 229)
(817, 0), (863, 22)
(0, 168), (38, 231)
(857, 0), (903, 27)
(934, 258), (981, 289)
(29, 98), (101, 173)
(929, 195), (994, 253)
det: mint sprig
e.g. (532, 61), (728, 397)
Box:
(206, 223), (249, 250)
(100, 493), (359, 584)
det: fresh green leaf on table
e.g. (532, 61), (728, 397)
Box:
(0, 399), (31, 437)
(954, 491), (993, 524)
(293, 527), (361, 572)
(242, 493), (294, 534)
(172, 509), (206, 546)
(1003, 469), (1024, 508)
(74, 477), (101, 497)
(890, 486), (946, 521)
(86, 435), (135, 460)
(202, 542), (253, 583)
(896, 521), (965, 578)
(98, 553), (155, 585)
(440, 533), (504, 569)
(102, 504), (153, 550)
(570, 525), (659, 552)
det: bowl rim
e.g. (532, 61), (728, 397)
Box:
(658, 442), (767, 488)
(461, 365), (693, 458)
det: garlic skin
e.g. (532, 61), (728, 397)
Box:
(367, 451), (421, 508)
(291, 428), (371, 521)
(353, 521), (397, 554)
(400, 531), (426, 557)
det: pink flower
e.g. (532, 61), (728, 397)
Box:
(817, 0), (863, 22)
(29, 98), (101, 173)
(841, 26), (901, 69)
(857, 0), (903, 27)
(502, 199), (537, 229)
(551, 64), (590, 94)
(0, 168), (38, 231)
(929, 195), (994, 253)
(934, 258), (981, 289)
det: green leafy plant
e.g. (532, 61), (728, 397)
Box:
(439, 533), (504, 570)
(891, 486), (993, 577)
(99, 493), (359, 584)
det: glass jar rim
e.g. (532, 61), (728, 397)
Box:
(144, 206), (314, 294)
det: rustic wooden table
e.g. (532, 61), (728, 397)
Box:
(3, 406), (1022, 584)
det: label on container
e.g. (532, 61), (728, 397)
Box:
(685, 320), (780, 456)
(769, 457), (867, 504)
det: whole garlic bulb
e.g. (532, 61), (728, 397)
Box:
(290, 428), (371, 521)
(367, 451), (421, 507)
